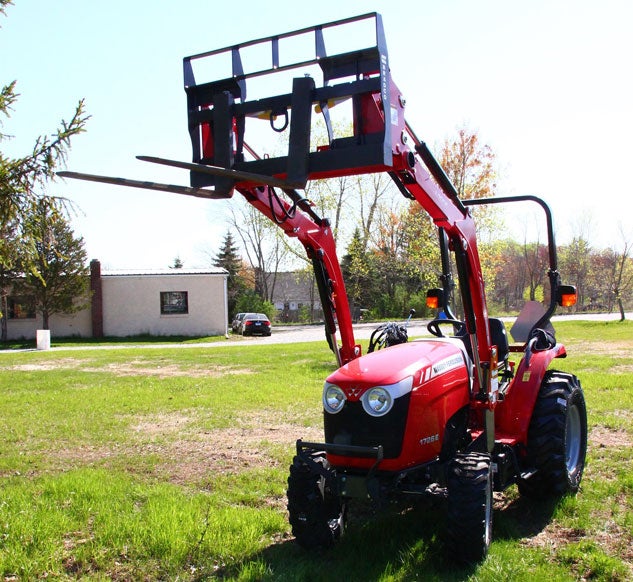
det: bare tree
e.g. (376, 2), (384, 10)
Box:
(522, 239), (549, 302)
(610, 227), (633, 321)
(228, 203), (290, 302)
(307, 176), (351, 243)
(357, 172), (394, 251)
(439, 125), (497, 200)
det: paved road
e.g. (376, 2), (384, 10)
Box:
(238, 311), (632, 347)
(259, 321), (429, 345)
(4, 312), (630, 353)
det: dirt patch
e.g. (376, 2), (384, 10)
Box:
(89, 362), (253, 378)
(144, 422), (323, 485)
(589, 425), (633, 448)
(613, 409), (633, 421)
(523, 526), (585, 550)
(612, 364), (633, 374)
(132, 412), (193, 436)
(53, 444), (121, 466)
(51, 411), (322, 487)
(9, 358), (84, 372)
(50, 417), (633, 486)
(10, 359), (253, 378)
(565, 339), (633, 358)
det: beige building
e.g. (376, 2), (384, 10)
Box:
(271, 271), (323, 323)
(3, 260), (228, 340)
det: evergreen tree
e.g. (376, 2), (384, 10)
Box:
(213, 231), (246, 317)
(19, 197), (89, 329)
(1, 1), (89, 329)
(170, 256), (184, 269)
(0, 215), (21, 340)
(0, 84), (88, 231)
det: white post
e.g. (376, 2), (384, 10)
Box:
(36, 329), (51, 350)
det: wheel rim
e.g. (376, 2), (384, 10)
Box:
(566, 404), (582, 473)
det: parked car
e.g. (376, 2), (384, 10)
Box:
(231, 312), (246, 333)
(239, 313), (272, 336)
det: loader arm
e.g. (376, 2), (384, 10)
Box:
(234, 181), (360, 366)
(179, 12), (494, 391)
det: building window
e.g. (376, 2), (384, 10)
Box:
(160, 291), (188, 315)
(7, 296), (36, 319)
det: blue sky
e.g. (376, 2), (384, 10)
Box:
(2, 0), (632, 269)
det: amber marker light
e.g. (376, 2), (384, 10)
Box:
(557, 285), (578, 307)
(426, 288), (442, 309)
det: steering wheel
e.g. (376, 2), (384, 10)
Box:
(427, 318), (467, 338)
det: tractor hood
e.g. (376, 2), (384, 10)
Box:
(322, 338), (472, 465)
(326, 339), (470, 400)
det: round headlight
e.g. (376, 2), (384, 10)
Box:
(323, 383), (346, 414)
(362, 387), (393, 417)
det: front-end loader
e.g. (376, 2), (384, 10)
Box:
(59, 12), (587, 563)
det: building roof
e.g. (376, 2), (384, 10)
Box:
(102, 267), (227, 277)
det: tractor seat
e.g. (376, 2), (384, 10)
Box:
(488, 318), (509, 365)
(452, 317), (509, 368)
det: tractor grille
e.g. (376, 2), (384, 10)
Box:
(323, 393), (411, 458)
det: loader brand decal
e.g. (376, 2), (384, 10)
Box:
(381, 55), (388, 90)
(431, 354), (464, 378)
(419, 433), (439, 446)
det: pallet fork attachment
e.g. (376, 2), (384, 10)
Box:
(182, 12), (394, 192)
(57, 154), (307, 200)
(136, 155), (305, 190)
(55, 170), (226, 200)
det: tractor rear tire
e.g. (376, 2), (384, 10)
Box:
(446, 452), (493, 563)
(519, 370), (587, 498)
(287, 452), (345, 549)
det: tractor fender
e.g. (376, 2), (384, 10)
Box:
(495, 343), (567, 444)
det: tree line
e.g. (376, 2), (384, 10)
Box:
(214, 126), (632, 323)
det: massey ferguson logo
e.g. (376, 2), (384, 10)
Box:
(346, 387), (363, 398)
(431, 355), (463, 377)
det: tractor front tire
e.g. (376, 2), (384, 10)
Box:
(446, 452), (493, 563)
(519, 370), (587, 498)
(287, 452), (345, 549)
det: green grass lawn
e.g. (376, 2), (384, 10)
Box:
(0, 321), (631, 580)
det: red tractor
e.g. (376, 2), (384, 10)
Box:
(60, 13), (587, 563)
